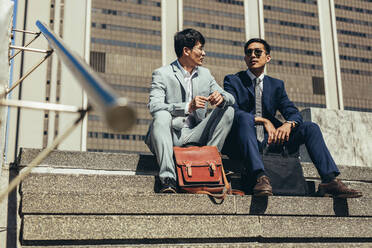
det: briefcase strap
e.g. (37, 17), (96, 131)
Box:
(221, 164), (245, 197)
(195, 164), (244, 200)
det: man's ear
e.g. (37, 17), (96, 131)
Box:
(266, 54), (272, 63)
(183, 47), (191, 56)
(244, 55), (249, 65)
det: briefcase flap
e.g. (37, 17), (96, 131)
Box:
(173, 146), (222, 165)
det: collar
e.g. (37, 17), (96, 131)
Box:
(177, 60), (198, 77)
(246, 69), (264, 82)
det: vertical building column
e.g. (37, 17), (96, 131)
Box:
(47, 0), (61, 147)
(0, 0), (14, 168)
(318, 0), (344, 110)
(161, 0), (182, 66)
(244, 0), (264, 40)
(6, 0), (50, 163)
(58, 0), (89, 151)
(81, 0), (91, 151)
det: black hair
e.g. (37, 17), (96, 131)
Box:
(174, 28), (205, 58)
(244, 38), (271, 55)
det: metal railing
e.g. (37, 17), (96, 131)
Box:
(0, 21), (136, 203)
(36, 21), (136, 131)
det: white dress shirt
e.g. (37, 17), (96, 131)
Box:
(246, 69), (264, 91)
(177, 60), (198, 127)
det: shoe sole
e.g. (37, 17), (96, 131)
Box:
(159, 188), (177, 194)
(323, 193), (363, 198)
(253, 190), (273, 196)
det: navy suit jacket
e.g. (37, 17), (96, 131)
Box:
(224, 71), (303, 129)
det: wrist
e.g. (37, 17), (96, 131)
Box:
(255, 116), (267, 125)
(217, 99), (226, 108)
(188, 102), (194, 112)
(285, 121), (296, 129)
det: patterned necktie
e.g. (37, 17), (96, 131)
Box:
(255, 77), (264, 142)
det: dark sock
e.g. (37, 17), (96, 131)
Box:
(254, 170), (266, 180)
(322, 172), (336, 183)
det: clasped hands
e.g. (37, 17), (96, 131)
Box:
(188, 91), (224, 112)
(257, 117), (292, 145)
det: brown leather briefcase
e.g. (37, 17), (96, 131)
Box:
(174, 146), (243, 199)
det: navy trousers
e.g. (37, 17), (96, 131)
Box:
(223, 115), (340, 181)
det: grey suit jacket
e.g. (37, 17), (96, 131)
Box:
(147, 60), (235, 131)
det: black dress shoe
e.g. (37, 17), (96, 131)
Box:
(159, 178), (177, 193)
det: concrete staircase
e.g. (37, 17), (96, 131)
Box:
(13, 148), (372, 247)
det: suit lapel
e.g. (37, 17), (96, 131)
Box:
(171, 61), (187, 93)
(192, 71), (206, 120)
(247, 78), (255, 97)
(262, 75), (271, 112)
(238, 71), (254, 97)
(192, 71), (200, 98)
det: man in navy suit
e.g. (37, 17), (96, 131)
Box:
(223, 38), (362, 198)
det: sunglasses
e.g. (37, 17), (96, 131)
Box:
(245, 48), (265, 57)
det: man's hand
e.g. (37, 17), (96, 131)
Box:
(274, 122), (292, 144)
(189, 96), (208, 112)
(263, 120), (277, 144)
(255, 117), (276, 144)
(208, 91), (224, 107)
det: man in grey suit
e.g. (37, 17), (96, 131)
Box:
(145, 29), (235, 193)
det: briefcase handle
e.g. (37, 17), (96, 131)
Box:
(263, 144), (289, 157)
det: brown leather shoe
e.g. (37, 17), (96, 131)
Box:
(253, 175), (273, 196)
(318, 179), (362, 198)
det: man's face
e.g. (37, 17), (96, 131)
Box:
(244, 42), (271, 70)
(185, 41), (205, 67)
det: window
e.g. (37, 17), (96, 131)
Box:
(90, 51), (106, 73)
(312, 77), (325, 95)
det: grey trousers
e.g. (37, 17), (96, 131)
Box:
(146, 106), (234, 182)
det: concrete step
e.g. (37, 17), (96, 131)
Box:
(17, 148), (155, 172)
(20, 243), (372, 248)
(17, 148), (372, 182)
(21, 192), (372, 217)
(20, 173), (372, 198)
(301, 162), (372, 182)
(21, 215), (372, 241)
(21, 173), (156, 195)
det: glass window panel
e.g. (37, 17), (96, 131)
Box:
(334, 0), (372, 112)
(88, 0), (161, 153)
(263, 0), (325, 110)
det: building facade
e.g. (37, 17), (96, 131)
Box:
(9, 0), (372, 158)
(87, 0), (372, 154)
(88, 0), (162, 153)
(334, 0), (372, 112)
(263, 0), (326, 109)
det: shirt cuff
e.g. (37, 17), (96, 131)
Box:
(185, 102), (191, 115)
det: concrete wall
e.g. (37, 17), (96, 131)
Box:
(300, 108), (372, 168)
